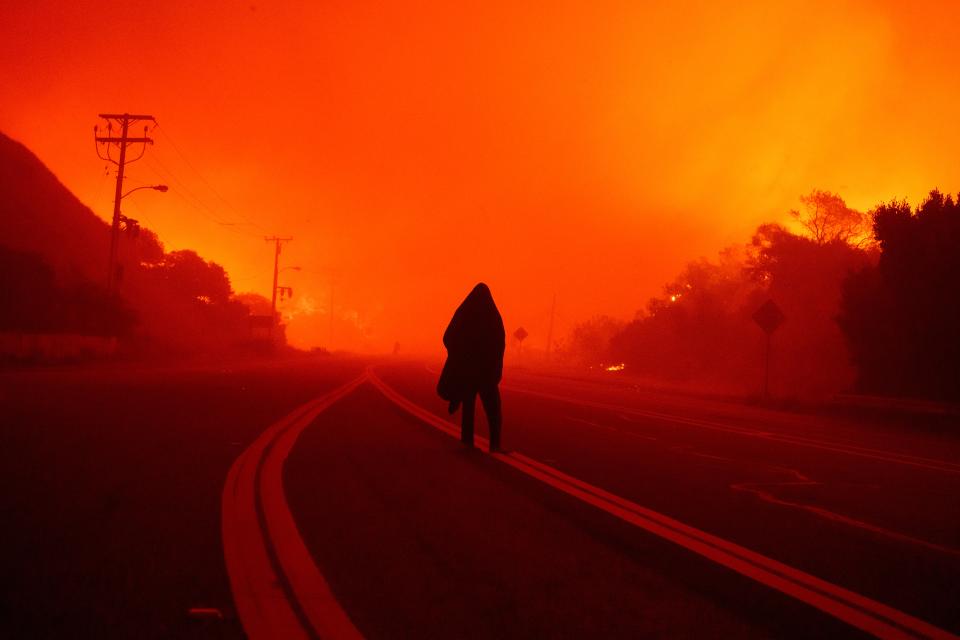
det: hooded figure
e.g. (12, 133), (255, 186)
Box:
(438, 283), (505, 451)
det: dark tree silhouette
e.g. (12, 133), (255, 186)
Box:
(597, 193), (874, 397)
(566, 315), (624, 365)
(838, 190), (960, 401)
(152, 250), (233, 304)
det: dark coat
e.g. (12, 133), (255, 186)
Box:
(437, 283), (505, 402)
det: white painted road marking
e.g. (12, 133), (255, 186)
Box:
(370, 366), (959, 640)
(503, 383), (960, 475)
(222, 365), (958, 640)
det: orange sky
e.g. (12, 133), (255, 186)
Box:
(2, 1), (959, 353)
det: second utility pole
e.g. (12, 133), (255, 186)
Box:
(545, 292), (556, 361)
(265, 236), (292, 337)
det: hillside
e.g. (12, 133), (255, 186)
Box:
(0, 131), (272, 354)
(0, 132), (111, 281)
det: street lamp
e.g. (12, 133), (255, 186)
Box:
(104, 184), (168, 290)
(121, 184), (168, 199)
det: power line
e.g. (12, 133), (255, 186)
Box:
(141, 153), (233, 225)
(137, 155), (262, 239)
(153, 121), (269, 233)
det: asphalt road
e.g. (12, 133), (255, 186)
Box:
(0, 355), (367, 639)
(2, 356), (958, 638)
(373, 361), (960, 636)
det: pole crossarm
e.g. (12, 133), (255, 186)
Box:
(94, 137), (154, 144)
(98, 113), (156, 122)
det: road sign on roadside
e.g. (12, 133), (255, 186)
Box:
(752, 299), (785, 398)
(514, 327), (529, 366)
(752, 299), (785, 335)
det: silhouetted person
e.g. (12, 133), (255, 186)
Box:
(438, 283), (505, 451)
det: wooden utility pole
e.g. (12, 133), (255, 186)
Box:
(265, 236), (293, 336)
(545, 292), (556, 361)
(95, 113), (156, 292)
(329, 279), (334, 348)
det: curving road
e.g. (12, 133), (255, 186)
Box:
(2, 356), (958, 638)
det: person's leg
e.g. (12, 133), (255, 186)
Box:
(460, 392), (476, 446)
(479, 386), (502, 451)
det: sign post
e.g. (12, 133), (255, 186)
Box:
(514, 326), (528, 366)
(752, 299), (785, 398)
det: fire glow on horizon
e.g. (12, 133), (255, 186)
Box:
(2, 1), (959, 352)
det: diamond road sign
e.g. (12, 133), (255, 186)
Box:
(752, 299), (785, 335)
(514, 327), (528, 342)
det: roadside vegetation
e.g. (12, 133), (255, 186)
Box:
(566, 189), (960, 402)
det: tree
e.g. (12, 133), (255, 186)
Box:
(839, 190), (960, 400)
(566, 315), (624, 365)
(152, 250), (232, 304)
(609, 248), (763, 387)
(124, 249), (259, 354)
(233, 292), (272, 316)
(130, 228), (164, 266)
(789, 190), (871, 247)
(601, 201), (874, 397)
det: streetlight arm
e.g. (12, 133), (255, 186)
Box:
(121, 184), (168, 199)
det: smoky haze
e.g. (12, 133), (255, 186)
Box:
(2, 1), (960, 354)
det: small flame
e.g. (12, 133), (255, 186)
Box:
(605, 363), (625, 372)
(283, 295), (318, 321)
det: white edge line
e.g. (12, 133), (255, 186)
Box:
(368, 366), (958, 640)
(503, 384), (960, 475)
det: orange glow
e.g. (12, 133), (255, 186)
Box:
(2, 1), (959, 352)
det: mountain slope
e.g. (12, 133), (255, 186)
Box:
(0, 131), (110, 281)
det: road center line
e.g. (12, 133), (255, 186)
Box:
(222, 374), (367, 640)
(370, 366), (958, 640)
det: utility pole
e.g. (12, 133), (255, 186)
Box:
(94, 113), (156, 292)
(265, 236), (293, 336)
(324, 269), (339, 350)
(545, 292), (556, 361)
(329, 279), (334, 349)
